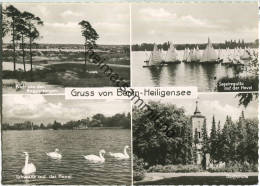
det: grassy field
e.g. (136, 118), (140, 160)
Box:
(3, 63), (130, 87)
(137, 176), (258, 185)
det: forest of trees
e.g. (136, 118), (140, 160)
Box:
(2, 5), (44, 72)
(133, 101), (258, 168)
(132, 39), (259, 51)
(2, 112), (131, 130)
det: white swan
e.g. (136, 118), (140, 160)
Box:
(22, 152), (36, 175)
(46, 148), (62, 159)
(109, 145), (130, 159)
(83, 149), (106, 163)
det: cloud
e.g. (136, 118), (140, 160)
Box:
(140, 7), (175, 19)
(94, 22), (127, 32)
(132, 3), (258, 44)
(61, 10), (83, 18)
(45, 22), (79, 30)
(3, 95), (130, 124)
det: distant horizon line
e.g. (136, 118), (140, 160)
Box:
(132, 40), (258, 45)
(2, 42), (130, 46)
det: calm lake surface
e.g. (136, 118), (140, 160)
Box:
(132, 51), (248, 91)
(2, 129), (131, 185)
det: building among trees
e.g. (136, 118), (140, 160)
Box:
(191, 101), (205, 165)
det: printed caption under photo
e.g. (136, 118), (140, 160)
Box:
(16, 174), (72, 180)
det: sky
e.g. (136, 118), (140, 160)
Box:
(132, 2), (258, 44)
(147, 93), (258, 129)
(3, 3), (130, 45)
(3, 95), (130, 125)
(2, 93), (258, 129)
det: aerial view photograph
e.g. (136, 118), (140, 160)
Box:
(2, 3), (130, 94)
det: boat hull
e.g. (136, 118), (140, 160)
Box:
(162, 60), (181, 65)
(143, 64), (166, 68)
(200, 59), (222, 64)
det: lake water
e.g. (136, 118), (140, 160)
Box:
(132, 51), (252, 91)
(2, 129), (131, 185)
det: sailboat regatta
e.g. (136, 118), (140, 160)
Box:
(163, 42), (181, 64)
(200, 38), (222, 64)
(143, 43), (164, 67)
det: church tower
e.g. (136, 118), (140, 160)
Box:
(191, 100), (206, 164)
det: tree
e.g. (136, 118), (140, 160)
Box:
(1, 7), (10, 38)
(92, 113), (105, 124)
(201, 119), (209, 168)
(16, 12), (30, 71)
(52, 120), (62, 130)
(22, 11), (43, 73)
(40, 123), (45, 129)
(5, 5), (21, 71)
(133, 101), (192, 166)
(236, 93), (258, 108)
(78, 20), (99, 72)
(210, 115), (217, 162)
(215, 121), (222, 162)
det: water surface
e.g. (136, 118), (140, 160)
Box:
(132, 51), (250, 91)
(2, 129), (131, 185)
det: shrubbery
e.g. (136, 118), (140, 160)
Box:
(148, 164), (203, 173)
(208, 162), (258, 172)
(133, 155), (146, 181)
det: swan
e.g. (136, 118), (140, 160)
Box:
(22, 152), (36, 175)
(109, 145), (130, 159)
(83, 149), (106, 163)
(46, 148), (62, 159)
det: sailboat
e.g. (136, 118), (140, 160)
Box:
(190, 46), (201, 63)
(183, 48), (192, 63)
(240, 47), (252, 60)
(143, 43), (164, 67)
(144, 49), (149, 63)
(200, 38), (221, 64)
(164, 42), (181, 64)
(222, 47), (233, 65)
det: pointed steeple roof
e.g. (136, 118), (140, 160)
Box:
(194, 100), (201, 115)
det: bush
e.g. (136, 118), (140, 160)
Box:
(133, 155), (146, 181)
(148, 164), (203, 173)
(208, 162), (258, 172)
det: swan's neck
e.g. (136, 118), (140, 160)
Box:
(99, 152), (104, 160)
(25, 155), (29, 166)
(124, 148), (129, 157)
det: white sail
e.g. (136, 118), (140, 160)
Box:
(218, 48), (221, 59)
(189, 48), (195, 61)
(165, 42), (178, 62)
(144, 49), (149, 60)
(201, 38), (218, 62)
(192, 46), (201, 61)
(183, 48), (188, 61)
(240, 47), (251, 60)
(149, 44), (162, 65)
(196, 46), (201, 60)
(186, 48), (191, 62)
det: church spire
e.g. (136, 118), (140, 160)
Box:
(194, 100), (201, 115)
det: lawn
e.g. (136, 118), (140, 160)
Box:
(2, 63), (130, 87)
(137, 176), (258, 185)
